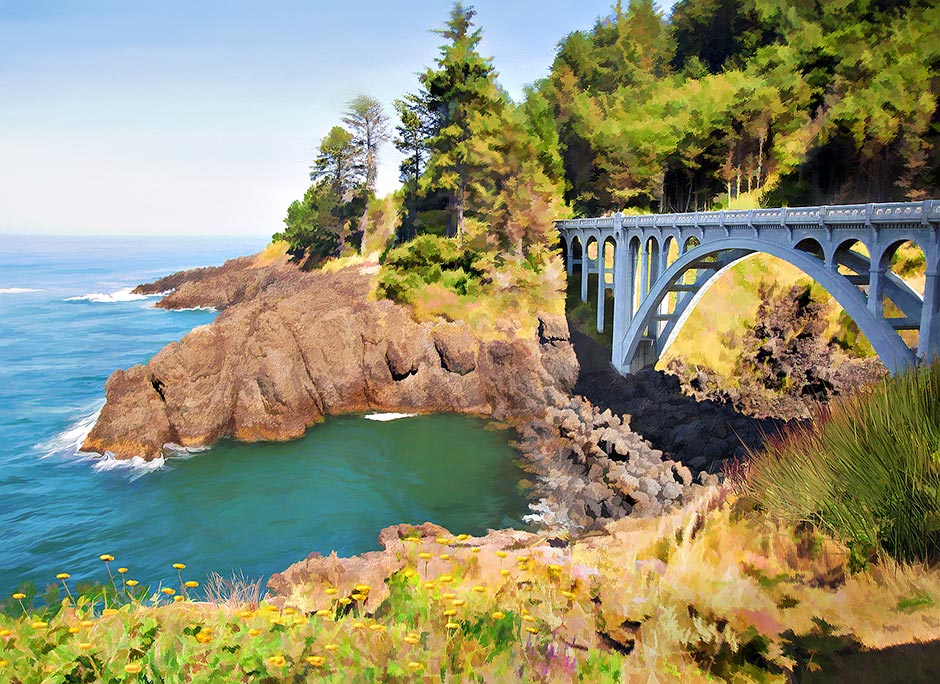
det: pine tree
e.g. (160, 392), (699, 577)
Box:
(420, 2), (506, 237)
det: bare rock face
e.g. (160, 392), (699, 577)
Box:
(82, 258), (577, 460)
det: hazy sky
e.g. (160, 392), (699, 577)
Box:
(0, 1), (678, 236)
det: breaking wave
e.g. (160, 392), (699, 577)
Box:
(0, 287), (43, 294)
(66, 287), (166, 303)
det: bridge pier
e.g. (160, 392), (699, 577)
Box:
(921, 270), (940, 361)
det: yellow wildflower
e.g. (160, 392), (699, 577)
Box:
(267, 655), (286, 667)
(124, 663), (142, 674)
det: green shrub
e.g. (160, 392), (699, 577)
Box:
(746, 362), (940, 562)
(376, 235), (484, 303)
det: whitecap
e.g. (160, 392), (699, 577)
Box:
(37, 407), (103, 459)
(167, 306), (217, 312)
(364, 412), (417, 422)
(0, 287), (43, 294)
(91, 452), (166, 481)
(65, 287), (167, 303)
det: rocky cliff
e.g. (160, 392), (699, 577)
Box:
(81, 256), (578, 460)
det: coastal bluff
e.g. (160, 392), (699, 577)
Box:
(81, 255), (578, 460)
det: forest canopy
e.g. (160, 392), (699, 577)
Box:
(276, 0), (939, 263)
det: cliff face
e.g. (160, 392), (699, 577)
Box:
(82, 257), (578, 460)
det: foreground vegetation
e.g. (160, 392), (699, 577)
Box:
(2, 484), (938, 683)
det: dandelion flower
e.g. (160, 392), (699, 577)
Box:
(438, 574), (453, 583)
(495, 551), (507, 558)
(445, 622), (459, 630)
(118, 567), (128, 574)
(248, 629), (261, 637)
(124, 663), (142, 674)
(473, 585), (486, 593)
(11, 593), (25, 600)
(521, 615), (536, 623)
(456, 534), (470, 541)
(0, 659), (7, 667)
(196, 632), (212, 644)
(324, 643), (338, 651)
(185, 581), (199, 589)
(172, 563), (186, 570)
(443, 609), (457, 617)
(560, 590), (576, 600)
(471, 548), (480, 554)
(407, 661), (424, 671)
(103, 608), (118, 616)
(339, 598), (352, 606)
(307, 655), (327, 667)
(173, 595), (184, 602)
(126, 580), (139, 587)
(69, 626), (80, 634)
(324, 587), (338, 596)
(316, 609), (331, 617)
(99, 554), (114, 562)
(238, 609), (254, 618)
(0, 629), (11, 637)
(79, 620), (95, 628)
(267, 655), (286, 667)
(283, 608), (297, 615)
(78, 642), (93, 650)
(500, 569), (510, 576)
(442, 592), (457, 600)
(353, 584), (370, 593)
(418, 552), (433, 560)
(56, 573), (70, 580)
(369, 624), (386, 632)
(491, 611), (505, 620)
(548, 564), (562, 572)
(526, 626), (538, 634)
(352, 622), (366, 630)
(30, 621), (48, 629)
(439, 553), (451, 561)
(161, 588), (175, 596)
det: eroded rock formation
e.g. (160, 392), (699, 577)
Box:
(82, 257), (577, 460)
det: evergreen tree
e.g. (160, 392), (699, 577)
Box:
(310, 125), (363, 196)
(420, 2), (506, 237)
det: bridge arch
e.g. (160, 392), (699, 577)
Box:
(619, 237), (917, 375)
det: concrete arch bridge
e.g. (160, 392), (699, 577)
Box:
(556, 201), (940, 375)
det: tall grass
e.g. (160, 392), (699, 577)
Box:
(747, 362), (940, 562)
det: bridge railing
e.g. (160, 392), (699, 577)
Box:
(555, 200), (940, 231)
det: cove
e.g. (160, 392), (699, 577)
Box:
(0, 235), (529, 596)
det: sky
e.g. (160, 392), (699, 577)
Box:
(0, 1), (678, 236)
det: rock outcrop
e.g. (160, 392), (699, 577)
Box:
(82, 257), (577, 460)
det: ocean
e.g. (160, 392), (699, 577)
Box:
(0, 234), (527, 596)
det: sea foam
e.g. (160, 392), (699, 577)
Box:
(37, 406), (168, 480)
(364, 412), (417, 422)
(66, 287), (165, 303)
(0, 287), (43, 294)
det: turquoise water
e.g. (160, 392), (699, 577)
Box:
(0, 235), (528, 595)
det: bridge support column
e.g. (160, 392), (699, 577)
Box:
(867, 266), (885, 318)
(611, 219), (632, 373)
(920, 269), (940, 362)
(565, 242), (573, 276)
(580, 249), (590, 303)
(596, 268), (606, 334)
